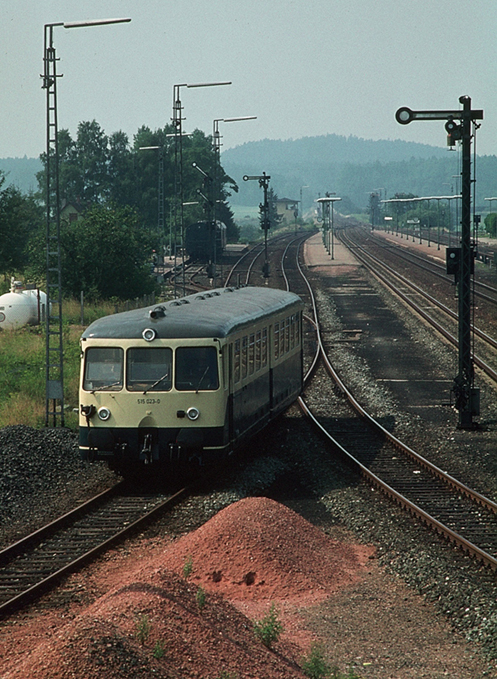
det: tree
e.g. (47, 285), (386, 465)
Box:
(27, 204), (156, 300)
(0, 172), (43, 279)
(36, 120), (240, 251)
(484, 213), (497, 238)
(265, 188), (282, 230)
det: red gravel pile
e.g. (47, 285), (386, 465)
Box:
(162, 496), (375, 608)
(2, 498), (374, 679)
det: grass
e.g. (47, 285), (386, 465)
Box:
(0, 297), (117, 430)
(182, 555), (194, 579)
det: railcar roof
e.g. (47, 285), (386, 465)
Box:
(81, 286), (303, 340)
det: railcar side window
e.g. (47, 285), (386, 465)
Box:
(83, 347), (123, 391)
(285, 317), (290, 352)
(126, 347), (172, 392)
(175, 346), (219, 391)
(248, 333), (255, 375)
(234, 339), (240, 383)
(255, 330), (261, 371)
(262, 328), (268, 367)
(274, 322), (280, 359)
(241, 336), (248, 379)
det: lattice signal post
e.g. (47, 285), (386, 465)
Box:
(396, 96), (483, 429)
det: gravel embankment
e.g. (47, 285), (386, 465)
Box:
(0, 425), (117, 548)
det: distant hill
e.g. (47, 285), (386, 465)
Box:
(221, 134), (497, 213)
(223, 134), (447, 168)
(0, 157), (42, 193)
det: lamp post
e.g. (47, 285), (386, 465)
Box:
(484, 197), (497, 233)
(42, 17), (130, 427)
(211, 116), (256, 282)
(317, 195), (341, 259)
(172, 81), (231, 296)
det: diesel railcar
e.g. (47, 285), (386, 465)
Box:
(184, 220), (227, 262)
(79, 286), (303, 472)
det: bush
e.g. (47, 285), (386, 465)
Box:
(253, 603), (283, 649)
(301, 643), (332, 678)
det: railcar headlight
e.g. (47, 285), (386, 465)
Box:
(97, 406), (111, 421)
(142, 328), (156, 342)
(186, 407), (200, 421)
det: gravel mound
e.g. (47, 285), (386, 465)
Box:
(161, 496), (375, 605)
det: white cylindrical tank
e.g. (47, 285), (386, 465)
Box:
(0, 281), (47, 330)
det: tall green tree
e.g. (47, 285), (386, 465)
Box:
(36, 120), (240, 251)
(27, 204), (155, 300)
(74, 120), (110, 204)
(0, 172), (43, 279)
(265, 187), (282, 230)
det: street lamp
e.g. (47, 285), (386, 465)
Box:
(42, 17), (130, 427)
(484, 197), (497, 216)
(172, 81), (231, 296)
(211, 116), (256, 281)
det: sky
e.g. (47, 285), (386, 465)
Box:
(2, 0), (496, 159)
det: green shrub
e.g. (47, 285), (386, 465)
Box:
(302, 643), (332, 678)
(153, 640), (166, 659)
(196, 586), (206, 610)
(135, 614), (151, 646)
(182, 555), (193, 579)
(253, 603), (283, 649)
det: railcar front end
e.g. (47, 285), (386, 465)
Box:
(79, 336), (229, 468)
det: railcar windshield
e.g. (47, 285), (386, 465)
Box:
(175, 346), (219, 391)
(83, 347), (123, 391)
(126, 347), (172, 392)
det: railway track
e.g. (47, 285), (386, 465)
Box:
(368, 227), (497, 307)
(0, 482), (187, 617)
(284, 235), (497, 571)
(339, 227), (497, 384)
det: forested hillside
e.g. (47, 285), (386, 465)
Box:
(222, 134), (497, 214)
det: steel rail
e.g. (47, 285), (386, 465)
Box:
(345, 229), (497, 351)
(0, 486), (188, 617)
(367, 229), (497, 306)
(297, 395), (497, 570)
